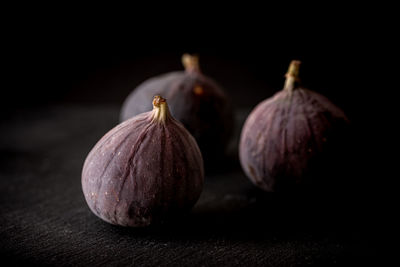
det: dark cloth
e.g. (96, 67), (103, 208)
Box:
(0, 106), (378, 266)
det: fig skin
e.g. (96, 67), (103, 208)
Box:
(82, 96), (204, 227)
(120, 54), (234, 164)
(239, 61), (350, 192)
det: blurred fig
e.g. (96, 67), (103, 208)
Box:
(120, 54), (234, 166)
(239, 61), (350, 192)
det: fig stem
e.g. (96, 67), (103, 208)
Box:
(182, 54), (200, 73)
(284, 60), (301, 92)
(152, 95), (170, 123)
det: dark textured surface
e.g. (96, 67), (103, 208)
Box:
(0, 106), (379, 266)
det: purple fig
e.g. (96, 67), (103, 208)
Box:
(120, 54), (234, 164)
(82, 96), (204, 227)
(239, 61), (350, 192)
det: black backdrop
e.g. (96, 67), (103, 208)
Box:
(4, 15), (373, 115)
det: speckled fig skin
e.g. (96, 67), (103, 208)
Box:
(239, 61), (350, 192)
(82, 96), (204, 227)
(120, 54), (234, 165)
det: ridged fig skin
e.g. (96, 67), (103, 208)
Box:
(120, 70), (234, 163)
(82, 107), (204, 227)
(239, 88), (350, 192)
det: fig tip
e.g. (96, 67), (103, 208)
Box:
(152, 95), (166, 107)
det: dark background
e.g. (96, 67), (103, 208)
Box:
(0, 8), (394, 266)
(4, 20), (373, 113)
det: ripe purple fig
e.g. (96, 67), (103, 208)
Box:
(82, 96), (204, 227)
(239, 61), (350, 192)
(120, 54), (234, 165)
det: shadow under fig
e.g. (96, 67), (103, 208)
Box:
(109, 183), (366, 243)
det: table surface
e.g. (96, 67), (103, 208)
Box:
(0, 105), (379, 266)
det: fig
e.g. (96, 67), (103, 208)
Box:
(82, 96), (204, 227)
(120, 54), (234, 165)
(239, 61), (350, 192)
